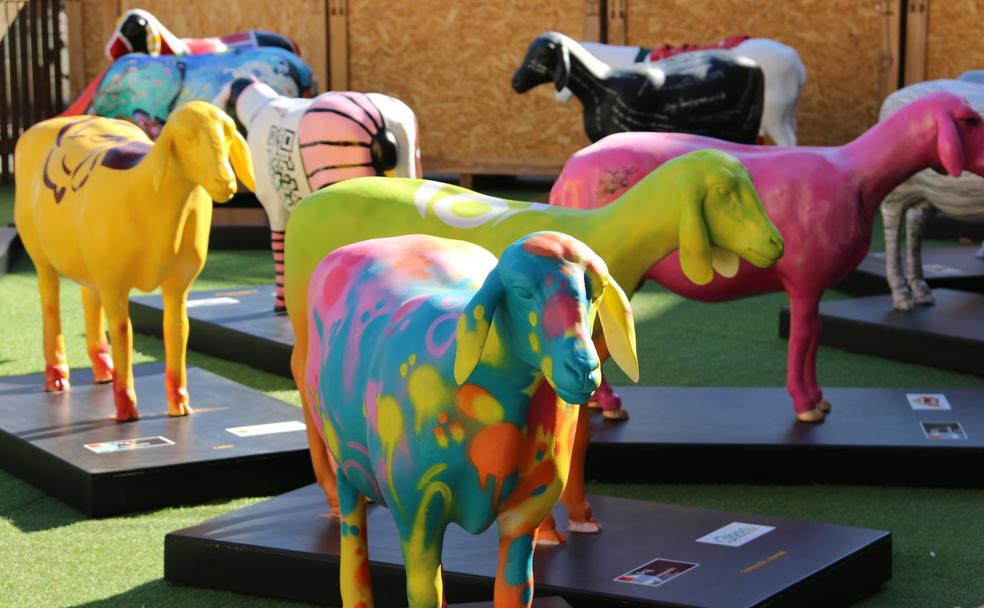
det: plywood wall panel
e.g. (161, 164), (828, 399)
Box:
(925, 0), (982, 81)
(80, 0), (118, 83)
(622, 0), (891, 146)
(347, 0), (591, 171)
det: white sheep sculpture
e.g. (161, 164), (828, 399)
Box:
(879, 79), (984, 310)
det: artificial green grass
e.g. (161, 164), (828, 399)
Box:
(2, 184), (984, 607)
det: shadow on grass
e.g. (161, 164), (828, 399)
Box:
(69, 579), (320, 608)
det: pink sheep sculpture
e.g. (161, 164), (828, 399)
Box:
(550, 92), (984, 422)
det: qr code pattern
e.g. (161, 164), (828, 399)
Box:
(267, 125), (302, 210)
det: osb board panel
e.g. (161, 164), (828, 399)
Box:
(77, 0), (328, 87)
(623, 0), (889, 146)
(80, 0), (119, 83)
(925, 0), (982, 80)
(348, 0), (591, 171)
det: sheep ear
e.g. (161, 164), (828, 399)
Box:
(597, 277), (640, 383)
(454, 269), (503, 385)
(938, 115), (965, 177)
(229, 129), (256, 192)
(711, 246), (739, 278)
(678, 181), (714, 285)
(151, 129), (171, 194)
(553, 43), (571, 93)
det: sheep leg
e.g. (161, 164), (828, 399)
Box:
(103, 293), (139, 421)
(786, 294), (824, 422)
(337, 472), (374, 608)
(291, 344), (341, 516)
(905, 204), (935, 306)
(882, 199), (912, 311)
(271, 229), (287, 313)
(560, 409), (600, 534)
(803, 307), (829, 413)
(495, 524), (538, 608)
(81, 286), (114, 383)
(400, 490), (448, 608)
(36, 263), (69, 392)
(161, 279), (193, 416)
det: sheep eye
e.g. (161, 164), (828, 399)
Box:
(962, 115), (981, 127)
(715, 185), (732, 197)
(514, 285), (533, 300)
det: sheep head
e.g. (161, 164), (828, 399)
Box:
(925, 92), (984, 177)
(666, 150), (783, 285)
(152, 101), (256, 201)
(454, 231), (639, 404)
(511, 32), (570, 95)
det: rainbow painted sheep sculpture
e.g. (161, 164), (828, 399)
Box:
(284, 150), (784, 545)
(305, 232), (638, 607)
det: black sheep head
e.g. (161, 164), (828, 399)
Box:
(119, 13), (150, 54)
(511, 33), (571, 94)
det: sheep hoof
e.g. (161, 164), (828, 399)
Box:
(568, 518), (602, 534)
(817, 399), (832, 413)
(795, 408), (825, 423)
(167, 402), (193, 416)
(91, 350), (114, 383)
(602, 408), (630, 421)
(891, 296), (914, 311)
(44, 365), (70, 392)
(535, 529), (566, 546)
(115, 406), (140, 422)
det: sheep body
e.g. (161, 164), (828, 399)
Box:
(878, 80), (984, 309)
(304, 231), (634, 606)
(581, 37), (806, 146)
(549, 92), (984, 421)
(231, 80), (421, 310)
(14, 102), (256, 421)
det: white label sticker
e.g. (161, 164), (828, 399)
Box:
(84, 436), (174, 454)
(226, 420), (307, 437)
(186, 297), (239, 308)
(696, 522), (776, 547)
(907, 393), (951, 411)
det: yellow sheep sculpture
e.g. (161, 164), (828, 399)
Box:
(14, 101), (256, 421)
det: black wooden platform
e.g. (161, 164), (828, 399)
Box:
(164, 484), (890, 607)
(130, 286), (293, 377)
(0, 364), (312, 516)
(836, 247), (984, 296)
(779, 289), (984, 376)
(585, 386), (984, 486)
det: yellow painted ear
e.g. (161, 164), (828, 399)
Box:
(229, 130), (256, 192)
(678, 184), (714, 285)
(454, 270), (503, 385)
(597, 277), (640, 383)
(711, 247), (739, 278)
(151, 129), (172, 194)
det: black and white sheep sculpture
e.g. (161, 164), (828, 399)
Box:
(879, 77), (984, 310)
(511, 31), (765, 144)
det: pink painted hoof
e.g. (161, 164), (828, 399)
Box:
(589, 380), (622, 412)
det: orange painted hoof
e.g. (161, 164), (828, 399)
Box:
(795, 408), (825, 423)
(535, 528), (566, 546)
(167, 401), (193, 416)
(568, 517), (602, 534)
(115, 404), (140, 422)
(90, 348), (114, 383)
(44, 364), (70, 392)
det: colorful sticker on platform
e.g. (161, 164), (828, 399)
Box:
(907, 393), (951, 411)
(226, 420), (307, 437)
(923, 264), (962, 276)
(614, 558), (699, 587)
(186, 296), (239, 308)
(696, 522), (776, 547)
(84, 436), (174, 454)
(921, 421), (967, 440)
